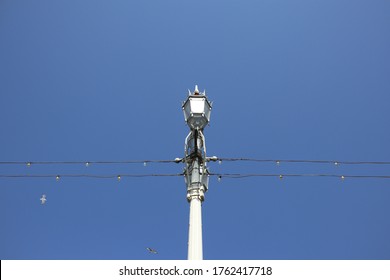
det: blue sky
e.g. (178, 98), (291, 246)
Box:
(1, 0), (390, 260)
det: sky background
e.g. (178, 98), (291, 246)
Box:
(1, 0), (390, 260)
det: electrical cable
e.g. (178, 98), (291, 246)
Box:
(1, 158), (390, 166)
(210, 173), (390, 180)
(1, 158), (389, 181)
(217, 158), (390, 165)
(0, 173), (183, 179)
(0, 173), (390, 180)
(0, 160), (176, 166)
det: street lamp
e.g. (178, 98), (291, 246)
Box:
(181, 85), (213, 260)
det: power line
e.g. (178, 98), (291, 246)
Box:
(0, 173), (183, 183)
(0, 160), (176, 166)
(0, 173), (390, 180)
(211, 173), (390, 180)
(1, 157), (389, 181)
(1, 158), (389, 166)
(217, 158), (390, 165)
(0, 173), (182, 179)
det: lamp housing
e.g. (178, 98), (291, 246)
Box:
(182, 94), (212, 130)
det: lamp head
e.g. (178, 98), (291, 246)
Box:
(182, 85), (212, 130)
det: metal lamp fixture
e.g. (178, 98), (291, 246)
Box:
(182, 85), (212, 130)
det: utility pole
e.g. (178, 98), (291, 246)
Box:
(178, 85), (216, 260)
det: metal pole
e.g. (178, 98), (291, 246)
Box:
(187, 159), (204, 260)
(181, 85), (213, 260)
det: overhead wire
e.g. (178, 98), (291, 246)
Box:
(210, 173), (390, 180)
(1, 158), (390, 166)
(0, 159), (176, 165)
(1, 158), (389, 181)
(0, 173), (183, 179)
(0, 173), (390, 180)
(217, 158), (390, 165)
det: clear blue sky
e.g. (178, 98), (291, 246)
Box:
(1, 0), (389, 260)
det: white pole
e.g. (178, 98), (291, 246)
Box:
(188, 196), (203, 260)
(186, 159), (205, 260)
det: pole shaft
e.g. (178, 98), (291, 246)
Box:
(188, 196), (203, 260)
(187, 158), (204, 260)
